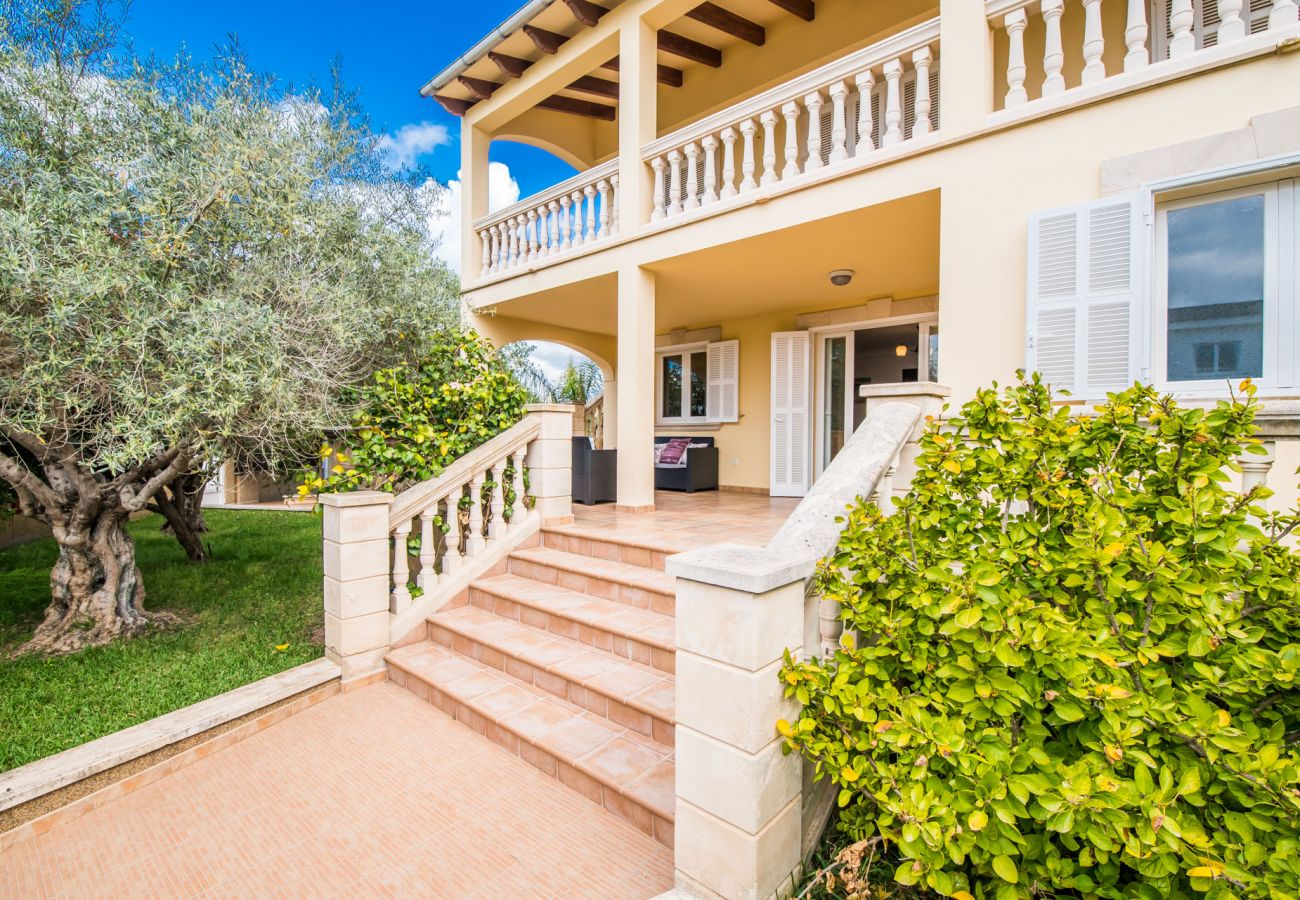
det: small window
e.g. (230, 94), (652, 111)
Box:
(656, 341), (739, 424)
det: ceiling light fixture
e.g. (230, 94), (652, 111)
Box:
(829, 269), (855, 287)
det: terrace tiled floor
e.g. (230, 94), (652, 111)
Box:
(566, 489), (798, 551)
(0, 683), (674, 899)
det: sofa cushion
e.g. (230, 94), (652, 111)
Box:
(654, 437), (691, 469)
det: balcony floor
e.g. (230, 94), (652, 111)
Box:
(568, 490), (797, 552)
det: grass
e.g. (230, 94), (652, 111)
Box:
(0, 509), (324, 773)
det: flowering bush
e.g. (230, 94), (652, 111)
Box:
(301, 329), (528, 496)
(779, 378), (1300, 899)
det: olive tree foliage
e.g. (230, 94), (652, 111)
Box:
(779, 378), (1300, 899)
(0, 1), (457, 653)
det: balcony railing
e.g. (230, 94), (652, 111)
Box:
(987, 0), (1298, 111)
(641, 18), (941, 225)
(474, 159), (619, 278)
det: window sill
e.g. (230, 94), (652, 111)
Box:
(656, 421), (722, 432)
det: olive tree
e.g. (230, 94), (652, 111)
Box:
(0, 2), (457, 653)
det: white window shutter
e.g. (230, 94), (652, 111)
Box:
(770, 332), (811, 497)
(1027, 193), (1145, 398)
(707, 340), (740, 423)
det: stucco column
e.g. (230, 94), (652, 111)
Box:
(616, 265), (656, 511)
(939, 0), (994, 133)
(460, 121), (490, 281)
(524, 404), (576, 524)
(618, 15), (657, 235)
(320, 491), (394, 681)
(602, 377), (618, 450)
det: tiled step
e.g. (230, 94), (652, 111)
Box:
(507, 545), (677, 616)
(429, 605), (675, 747)
(541, 525), (688, 572)
(386, 641), (675, 847)
(470, 573), (676, 674)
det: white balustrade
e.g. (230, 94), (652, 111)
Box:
(642, 19), (941, 223)
(473, 160), (620, 277)
(989, 0), (1300, 110)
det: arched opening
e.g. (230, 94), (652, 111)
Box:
(489, 140), (579, 205)
(499, 340), (610, 447)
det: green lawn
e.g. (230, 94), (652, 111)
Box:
(0, 509), (324, 772)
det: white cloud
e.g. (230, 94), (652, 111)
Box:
(530, 341), (583, 382)
(378, 121), (453, 170)
(430, 161), (521, 272)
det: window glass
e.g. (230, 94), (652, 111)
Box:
(690, 351), (708, 418)
(662, 354), (683, 418)
(1166, 195), (1265, 382)
(927, 325), (940, 383)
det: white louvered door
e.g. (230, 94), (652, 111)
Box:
(771, 332), (812, 498)
(1027, 193), (1146, 399)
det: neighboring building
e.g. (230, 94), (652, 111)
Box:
(427, 0), (1300, 511)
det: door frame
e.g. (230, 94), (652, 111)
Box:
(810, 313), (939, 478)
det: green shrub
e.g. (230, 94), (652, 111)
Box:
(301, 328), (528, 496)
(779, 377), (1300, 899)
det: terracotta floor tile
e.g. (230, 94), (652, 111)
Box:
(580, 737), (663, 789)
(629, 760), (676, 818)
(585, 664), (663, 701)
(628, 679), (676, 721)
(551, 649), (621, 683)
(500, 697), (577, 744)
(473, 683), (542, 723)
(538, 715), (621, 760)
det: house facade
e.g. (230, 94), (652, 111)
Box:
(430, 0), (1300, 511)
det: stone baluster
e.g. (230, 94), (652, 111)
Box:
(1042, 0), (1067, 95)
(390, 520), (413, 614)
(610, 174), (620, 236)
(508, 450), (527, 531)
(667, 149), (685, 216)
(478, 230), (490, 277)
(881, 59), (904, 147)
(583, 184), (597, 242)
(539, 204), (552, 255)
(804, 91), (825, 171)
(526, 209), (539, 261)
(488, 461), (507, 540)
(1272, 0), (1299, 28)
(720, 127), (738, 198)
(684, 142), (701, 210)
(568, 190), (584, 241)
(417, 509), (438, 591)
(739, 118), (759, 191)
(1217, 0), (1247, 42)
(1169, 0), (1195, 58)
(780, 101), (801, 179)
(1081, 0), (1106, 84)
(912, 47), (933, 136)
(559, 194), (573, 249)
(597, 179), (612, 238)
(508, 217), (520, 269)
(466, 472), (486, 557)
(1005, 9), (1029, 106)
(1240, 442), (1277, 494)
(876, 459), (899, 517)
(855, 69), (876, 153)
(443, 493), (463, 576)
(1125, 0), (1150, 72)
(490, 225), (503, 273)
(650, 157), (668, 221)
(759, 111), (778, 186)
(819, 594), (844, 659)
(828, 81), (849, 163)
(548, 200), (560, 253)
(701, 135), (719, 204)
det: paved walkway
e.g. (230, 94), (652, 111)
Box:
(0, 684), (674, 898)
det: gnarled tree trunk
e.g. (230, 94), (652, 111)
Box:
(22, 508), (175, 654)
(151, 470), (209, 562)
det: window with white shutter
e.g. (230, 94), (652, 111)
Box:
(1026, 193), (1146, 398)
(655, 339), (740, 424)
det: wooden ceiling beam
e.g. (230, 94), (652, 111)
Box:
(536, 94), (617, 121)
(433, 95), (477, 117)
(561, 0), (608, 27)
(657, 29), (722, 67)
(487, 52), (533, 79)
(602, 56), (684, 88)
(686, 3), (766, 46)
(765, 0), (815, 21)
(456, 76), (501, 101)
(523, 24), (569, 54)
(566, 75), (620, 100)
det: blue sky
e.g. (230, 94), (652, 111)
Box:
(123, 0), (584, 380)
(123, 0), (575, 197)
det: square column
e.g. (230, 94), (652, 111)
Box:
(460, 121), (490, 280)
(320, 491), (394, 681)
(524, 404), (576, 524)
(939, 0), (994, 133)
(616, 265), (656, 511)
(618, 16), (658, 234)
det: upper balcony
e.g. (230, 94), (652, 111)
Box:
(427, 0), (1300, 292)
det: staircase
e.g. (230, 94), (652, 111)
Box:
(384, 523), (680, 849)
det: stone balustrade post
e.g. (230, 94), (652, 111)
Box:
(524, 404), (575, 524)
(859, 383), (952, 508)
(320, 491), (395, 681)
(667, 548), (812, 900)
